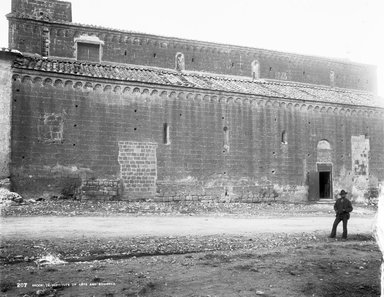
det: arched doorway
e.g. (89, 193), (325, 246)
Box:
(317, 140), (332, 199)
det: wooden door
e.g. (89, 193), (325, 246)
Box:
(308, 171), (319, 201)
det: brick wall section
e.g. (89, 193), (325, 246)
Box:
(9, 74), (384, 202)
(118, 141), (157, 200)
(7, 3), (376, 92)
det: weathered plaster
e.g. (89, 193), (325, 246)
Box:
(0, 58), (13, 179)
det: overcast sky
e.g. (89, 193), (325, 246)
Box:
(1, 0), (383, 96)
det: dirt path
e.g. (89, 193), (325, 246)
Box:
(0, 215), (376, 239)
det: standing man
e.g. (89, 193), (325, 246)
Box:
(330, 190), (353, 240)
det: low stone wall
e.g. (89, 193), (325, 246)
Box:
(80, 179), (121, 201)
(154, 182), (298, 203)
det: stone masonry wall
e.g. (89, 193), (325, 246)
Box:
(0, 54), (14, 180)
(9, 73), (384, 202)
(11, 0), (72, 22)
(118, 141), (157, 200)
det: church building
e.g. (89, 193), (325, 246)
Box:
(1, 0), (383, 203)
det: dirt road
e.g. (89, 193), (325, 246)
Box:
(1, 213), (381, 296)
(0, 215), (376, 239)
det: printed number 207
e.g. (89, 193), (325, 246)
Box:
(17, 283), (27, 288)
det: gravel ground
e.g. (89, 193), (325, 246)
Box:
(0, 200), (377, 217)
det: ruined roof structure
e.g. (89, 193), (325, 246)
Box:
(1, 0), (383, 203)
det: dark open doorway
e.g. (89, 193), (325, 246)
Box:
(319, 171), (331, 199)
(308, 163), (333, 201)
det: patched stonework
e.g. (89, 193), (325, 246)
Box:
(118, 141), (157, 199)
(351, 135), (370, 176)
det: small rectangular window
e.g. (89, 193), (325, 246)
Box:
(163, 123), (170, 145)
(77, 42), (100, 62)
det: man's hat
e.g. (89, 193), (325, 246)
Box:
(340, 190), (348, 195)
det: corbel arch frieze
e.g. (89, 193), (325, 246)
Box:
(193, 94), (203, 103)
(66, 29), (75, 38)
(250, 99), (258, 108)
(54, 79), (64, 88)
(113, 86), (122, 93)
(63, 29), (70, 38)
(64, 80), (73, 88)
(374, 110), (384, 118)
(21, 75), (32, 84)
(12, 75), (383, 117)
(12, 74), (21, 82)
(234, 97), (245, 106)
(177, 92), (185, 100)
(94, 84), (103, 92)
(186, 93), (194, 100)
(345, 108), (351, 116)
(33, 77), (42, 85)
(102, 85), (111, 92)
(84, 82), (93, 91)
(119, 35), (126, 44)
(204, 95), (214, 103)
(226, 97), (235, 105)
(56, 29), (64, 37)
(257, 99), (266, 107)
(132, 87), (141, 95)
(243, 98), (251, 105)
(74, 81), (83, 89)
(142, 89), (152, 103)
(287, 102), (294, 110)
(168, 91), (177, 99)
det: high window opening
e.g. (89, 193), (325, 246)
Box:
(251, 60), (260, 80)
(281, 130), (287, 144)
(75, 35), (104, 62)
(223, 126), (229, 152)
(77, 43), (100, 62)
(175, 52), (185, 71)
(163, 123), (170, 145)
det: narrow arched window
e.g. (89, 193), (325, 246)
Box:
(317, 139), (332, 163)
(281, 130), (287, 144)
(330, 70), (335, 87)
(317, 139), (331, 150)
(163, 123), (170, 145)
(251, 60), (260, 80)
(223, 126), (229, 152)
(175, 52), (185, 71)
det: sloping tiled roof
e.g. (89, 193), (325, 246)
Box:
(12, 55), (383, 108)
